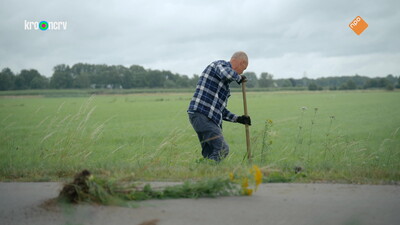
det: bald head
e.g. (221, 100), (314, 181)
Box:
(231, 51), (248, 62)
(230, 51), (248, 75)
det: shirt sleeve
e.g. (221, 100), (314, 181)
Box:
(216, 63), (242, 83)
(222, 108), (238, 122)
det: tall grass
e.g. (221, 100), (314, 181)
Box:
(1, 96), (111, 179)
(249, 101), (400, 183)
(0, 91), (399, 183)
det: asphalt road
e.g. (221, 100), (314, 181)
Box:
(0, 182), (399, 225)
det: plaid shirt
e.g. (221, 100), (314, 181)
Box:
(188, 60), (242, 128)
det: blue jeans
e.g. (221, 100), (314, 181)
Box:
(188, 112), (229, 162)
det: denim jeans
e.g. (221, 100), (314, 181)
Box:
(188, 112), (229, 162)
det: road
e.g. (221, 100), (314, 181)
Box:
(0, 182), (399, 225)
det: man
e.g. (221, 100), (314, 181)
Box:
(187, 51), (252, 162)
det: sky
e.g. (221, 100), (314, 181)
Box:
(1, 0), (399, 79)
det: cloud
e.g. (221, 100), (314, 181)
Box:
(0, 0), (399, 78)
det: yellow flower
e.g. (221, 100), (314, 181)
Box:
(241, 177), (249, 189)
(243, 188), (253, 196)
(240, 177), (253, 195)
(253, 165), (263, 190)
(229, 172), (234, 181)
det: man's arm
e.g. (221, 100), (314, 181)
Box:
(222, 108), (238, 122)
(216, 63), (242, 83)
(223, 108), (252, 125)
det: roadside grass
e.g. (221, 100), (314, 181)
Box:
(0, 90), (399, 184)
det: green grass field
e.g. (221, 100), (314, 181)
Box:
(0, 90), (399, 183)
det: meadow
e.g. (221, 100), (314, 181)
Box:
(0, 90), (399, 184)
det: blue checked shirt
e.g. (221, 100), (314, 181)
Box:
(188, 60), (242, 128)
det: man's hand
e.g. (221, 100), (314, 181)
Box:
(238, 75), (247, 84)
(236, 115), (251, 126)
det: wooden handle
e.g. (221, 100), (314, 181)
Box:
(241, 82), (252, 162)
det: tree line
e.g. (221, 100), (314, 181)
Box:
(0, 63), (399, 91)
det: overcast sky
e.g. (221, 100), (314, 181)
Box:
(1, 0), (399, 78)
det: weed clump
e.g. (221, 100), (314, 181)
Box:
(57, 167), (263, 206)
(58, 169), (92, 203)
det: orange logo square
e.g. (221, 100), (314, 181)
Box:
(349, 16), (368, 35)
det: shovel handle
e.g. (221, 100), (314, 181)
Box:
(241, 81), (252, 162)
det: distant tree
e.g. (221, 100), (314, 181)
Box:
(107, 66), (123, 88)
(377, 78), (389, 88)
(51, 64), (73, 89)
(73, 72), (91, 88)
(308, 83), (318, 91)
(281, 79), (293, 87)
(90, 64), (108, 87)
(134, 72), (149, 88)
(242, 72), (258, 88)
(147, 70), (165, 88)
(190, 74), (200, 87)
(289, 78), (296, 87)
(121, 71), (134, 89)
(21, 63), (400, 91)
(363, 79), (377, 89)
(364, 77), (393, 89)
(164, 71), (182, 88)
(30, 76), (49, 89)
(18, 69), (42, 89)
(129, 65), (148, 88)
(51, 72), (73, 89)
(397, 76), (400, 88)
(129, 65), (146, 73)
(301, 76), (310, 87)
(386, 84), (394, 91)
(339, 80), (356, 90)
(339, 83), (347, 90)
(14, 75), (26, 90)
(175, 75), (190, 88)
(259, 72), (274, 88)
(329, 86), (337, 90)
(385, 74), (396, 84)
(164, 79), (177, 88)
(346, 80), (357, 90)
(350, 75), (367, 87)
(0, 68), (15, 90)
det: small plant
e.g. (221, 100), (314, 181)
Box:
(307, 108), (318, 163)
(260, 119), (273, 164)
(294, 106), (307, 153)
(324, 115), (336, 161)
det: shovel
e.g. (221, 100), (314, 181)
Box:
(241, 81), (252, 163)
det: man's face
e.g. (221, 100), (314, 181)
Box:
(237, 60), (248, 75)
